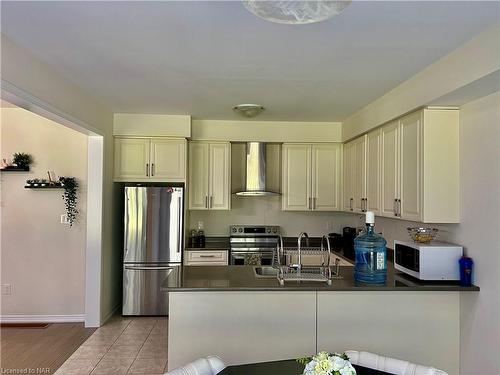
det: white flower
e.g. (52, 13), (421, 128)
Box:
(331, 356), (347, 372)
(315, 358), (334, 374)
(316, 351), (330, 361)
(302, 352), (356, 375)
(339, 364), (356, 375)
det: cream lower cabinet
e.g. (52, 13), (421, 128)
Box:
(184, 250), (228, 266)
(379, 109), (459, 223)
(188, 141), (231, 210)
(282, 143), (341, 211)
(114, 137), (186, 182)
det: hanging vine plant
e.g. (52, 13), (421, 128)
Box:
(59, 177), (78, 227)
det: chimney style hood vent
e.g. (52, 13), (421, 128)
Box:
(235, 142), (280, 196)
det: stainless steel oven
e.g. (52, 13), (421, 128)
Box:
(229, 225), (280, 266)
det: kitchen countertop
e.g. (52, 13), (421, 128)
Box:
(162, 263), (480, 292)
(185, 244), (230, 251)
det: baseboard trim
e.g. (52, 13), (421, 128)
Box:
(0, 314), (85, 323)
(101, 304), (121, 325)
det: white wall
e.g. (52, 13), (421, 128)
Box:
(0, 107), (88, 317)
(454, 92), (499, 375)
(342, 24), (500, 141)
(1, 34), (118, 323)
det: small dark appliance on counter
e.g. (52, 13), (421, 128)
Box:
(342, 227), (358, 261)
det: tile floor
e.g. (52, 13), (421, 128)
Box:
(54, 316), (168, 374)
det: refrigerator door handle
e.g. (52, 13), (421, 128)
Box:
(124, 266), (176, 271)
(177, 196), (182, 253)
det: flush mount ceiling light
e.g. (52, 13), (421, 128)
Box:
(242, 0), (351, 25)
(233, 104), (265, 118)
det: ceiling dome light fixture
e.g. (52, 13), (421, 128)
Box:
(242, 0), (351, 25)
(233, 104), (265, 118)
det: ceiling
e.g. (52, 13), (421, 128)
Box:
(1, 1), (499, 121)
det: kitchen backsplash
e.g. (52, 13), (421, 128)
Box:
(188, 195), (360, 236)
(188, 196), (462, 250)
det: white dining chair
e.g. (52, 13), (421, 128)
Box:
(345, 350), (448, 375)
(165, 356), (227, 375)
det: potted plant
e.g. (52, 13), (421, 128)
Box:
(59, 177), (78, 227)
(12, 153), (33, 171)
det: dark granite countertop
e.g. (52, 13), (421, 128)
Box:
(185, 244), (230, 251)
(162, 263), (479, 292)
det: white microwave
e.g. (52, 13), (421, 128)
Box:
(394, 240), (463, 280)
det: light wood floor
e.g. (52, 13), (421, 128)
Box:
(0, 322), (96, 374)
(1, 316), (168, 374)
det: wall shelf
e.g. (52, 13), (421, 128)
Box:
(1, 167), (30, 172)
(25, 185), (63, 189)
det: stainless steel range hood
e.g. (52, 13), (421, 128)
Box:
(235, 142), (280, 196)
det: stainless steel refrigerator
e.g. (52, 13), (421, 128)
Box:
(122, 186), (183, 316)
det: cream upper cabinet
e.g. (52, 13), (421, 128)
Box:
(209, 143), (231, 210)
(366, 129), (381, 215)
(188, 142), (210, 210)
(371, 108), (459, 223)
(380, 113), (422, 221)
(114, 137), (186, 182)
(352, 135), (367, 213)
(342, 141), (355, 212)
(282, 144), (311, 211)
(114, 138), (151, 180)
(311, 144), (341, 211)
(380, 121), (400, 218)
(282, 143), (340, 211)
(188, 141), (230, 211)
(151, 139), (187, 181)
(399, 111), (422, 221)
(344, 134), (377, 214)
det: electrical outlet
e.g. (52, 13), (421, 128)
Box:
(60, 214), (69, 224)
(1, 284), (12, 295)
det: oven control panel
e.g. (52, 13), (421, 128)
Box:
(230, 225), (280, 236)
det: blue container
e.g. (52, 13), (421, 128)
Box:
(459, 257), (473, 287)
(354, 212), (387, 284)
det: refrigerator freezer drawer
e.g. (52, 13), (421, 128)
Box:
(123, 264), (177, 316)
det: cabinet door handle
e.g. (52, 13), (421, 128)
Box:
(151, 163), (155, 176)
(397, 199), (401, 217)
(199, 255), (216, 258)
(146, 163), (149, 177)
(313, 197), (316, 210)
(209, 196), (213, 209)
(308, 197), (311, 210)
(394, 199), (398, 216)
(350, 198), (353, 211)
(364, 198), (368, 212)
(205, 196), (209, 209)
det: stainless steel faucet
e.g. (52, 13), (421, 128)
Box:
(296, 232), (309, 271)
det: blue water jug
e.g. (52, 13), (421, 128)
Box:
(354, 211), (387, 284)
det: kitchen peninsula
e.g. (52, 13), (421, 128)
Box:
(163, 265), (478, 374)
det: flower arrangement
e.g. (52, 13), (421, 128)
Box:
(298, 352), (356, 375)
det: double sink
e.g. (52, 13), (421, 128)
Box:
(253, 255), (354, 278)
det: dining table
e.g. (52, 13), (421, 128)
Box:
(217, 358), (393, 375)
